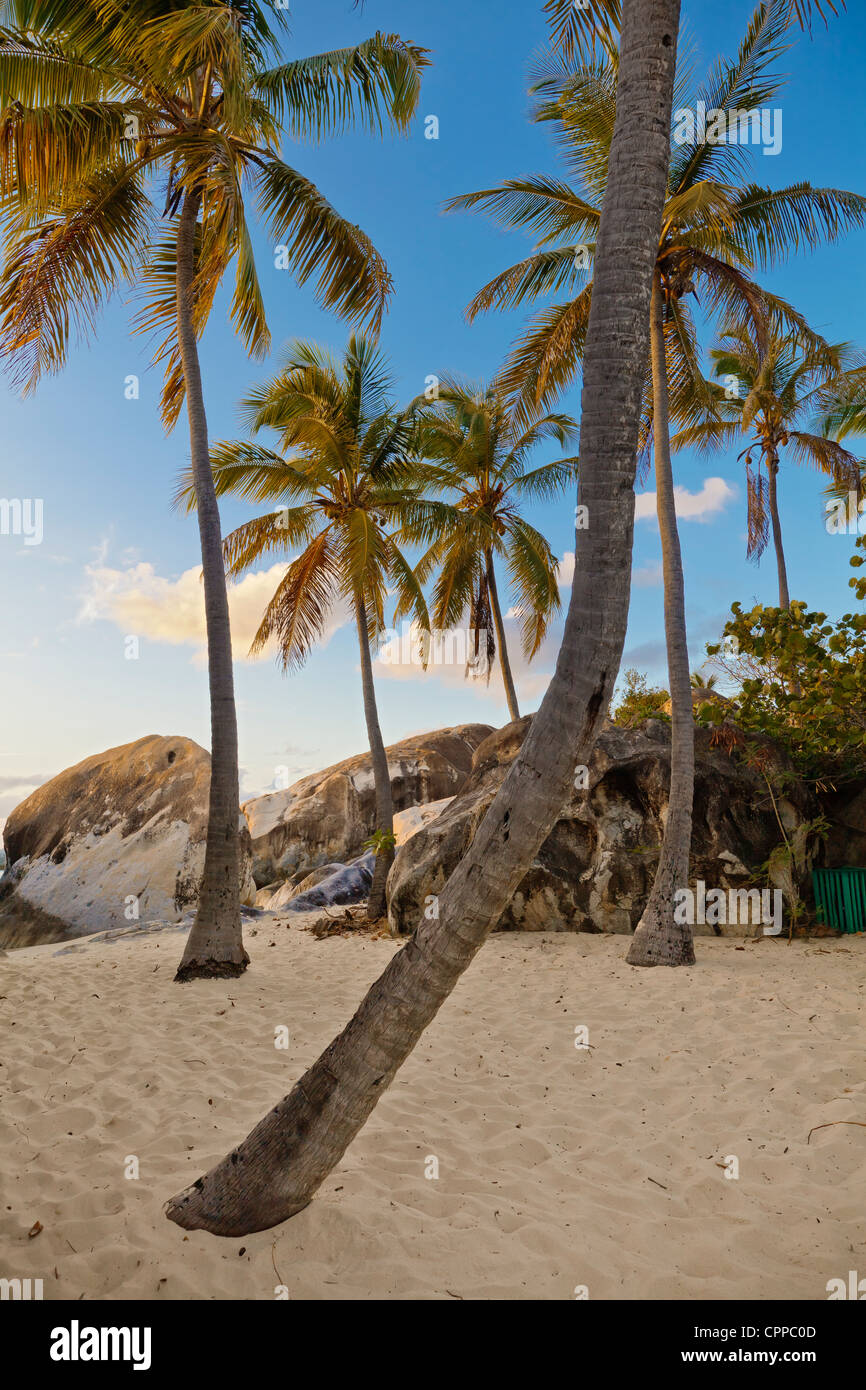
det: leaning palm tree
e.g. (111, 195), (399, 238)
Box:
(178, 336), (436, 922)
(673, 321), (865, 606)
(406, 380), (578, 723)
(165, 0), (687, 1236)
(447, 0), (866, 968)
(166, 0), (843, 1237)
(0, 1), (427, 978)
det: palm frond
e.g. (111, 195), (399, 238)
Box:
(0, 163), (151, 390)
(256, 33), (429, 137)
(253, 155), (392, 332)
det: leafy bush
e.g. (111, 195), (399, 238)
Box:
(706, 594), (866, 786)
(611, 668), (670, 727)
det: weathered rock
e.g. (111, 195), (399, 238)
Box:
(822, 782), (866, 867)
(278, 852), (375, 913)
(393, 798), (453, 845)
(257, 861), (348, 910)
(0, 736), (256, 949)
(243, 724), (491, 886)
(387, 716), (816, 937)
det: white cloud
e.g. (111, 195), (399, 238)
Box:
(557, 554), (664, 589)
(373, 619), (554, 707)
(634, 561), (664, 587)
(557, 552), (575, 587)
(635, 476), (736, 522)
(78, 559), (349, 664)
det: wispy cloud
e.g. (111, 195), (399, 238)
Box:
(373, 619), (556, 707)
(558, 555), (666, 589)
(77, 559), (349, 664)
(635, 477), (736, 522)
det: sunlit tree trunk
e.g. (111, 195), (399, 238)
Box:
(626, 274), (695, 967)
(766, 453), (790, 608)
(485, 549), (520, 722)
(174, 191), (248, 982)
(165, 0), (682, 1234)
(354, 590), (394, 920)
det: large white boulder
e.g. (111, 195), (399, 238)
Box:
(0, 735), (255, 948)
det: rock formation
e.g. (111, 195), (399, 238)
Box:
(387, 716), (818, 937)
(242, 724), (491, 886)
(0, 735), (255, 949)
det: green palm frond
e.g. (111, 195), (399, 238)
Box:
(256, 33), (429, 137)
(505, 515), (561, 659)
(0, 28), (120, 105)
(430, 531), (486, 634)
(499, 292), (592, 427)
(0, 163), (151, 391)
(446, 176), (600, 247)
(787, 431), (862, 488)
(387, 537), (431, 633)
(465, 246), (592, 321)
(669, 0), (793, 192)
(541, 0), (621, 64)
(511, 456), (580, 501)
(0, 98), (141, 202)
(174, 440), (314, 511)
(733, 183), (866, 267)
(222, 505), (318, 579)
(251, 527), (340, 670)
(253, 156), (392, 333)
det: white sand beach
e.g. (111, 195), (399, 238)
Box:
(1, 921), (864, 1301)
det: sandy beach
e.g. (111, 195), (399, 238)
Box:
(2, 920), (864, 1301)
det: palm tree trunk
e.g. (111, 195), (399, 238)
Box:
(626, 276), (695, 967)
(354, 590), (394, 921)
(174, 191), (248, 982)
(766, 454), (790, 608)
(165, 0), (682, 1235)
(485, 549), (520, 722)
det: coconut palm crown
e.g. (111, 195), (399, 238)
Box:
(404, 378), (579, 722)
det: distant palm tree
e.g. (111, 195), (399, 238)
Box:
(690, 670), (719, 691)
(449, 0), (866, 967)
(407, 380), (578, 722)
(0, 2), (427, 977)
(673, 321), (864, 607)
(178, 336), (437, 921)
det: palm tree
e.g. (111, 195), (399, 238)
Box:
(0, 1), (427, 978)
(165, 0), (842, 1237)
(178, 336), (435, 922)
(165, 0), (686, 1236)
(446, 0), (866, 968)
(406, 380), (578, 723)
(672, 321), (864, 606)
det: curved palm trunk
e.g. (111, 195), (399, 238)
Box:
(174, 192), (248, 982)
(354, 591), (394, 921)
(766, 453), (790, 608)
(485, 549), (520, 722)
(626, 275), (695, 967)
(165, 0), (682, 1235)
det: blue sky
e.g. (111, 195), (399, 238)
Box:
(1, 0), (865, 821)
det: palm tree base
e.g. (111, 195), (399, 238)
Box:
(165, 1174), (310, 1237)
(174, 952), (250, 983)
(626, 913), (696, 968)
